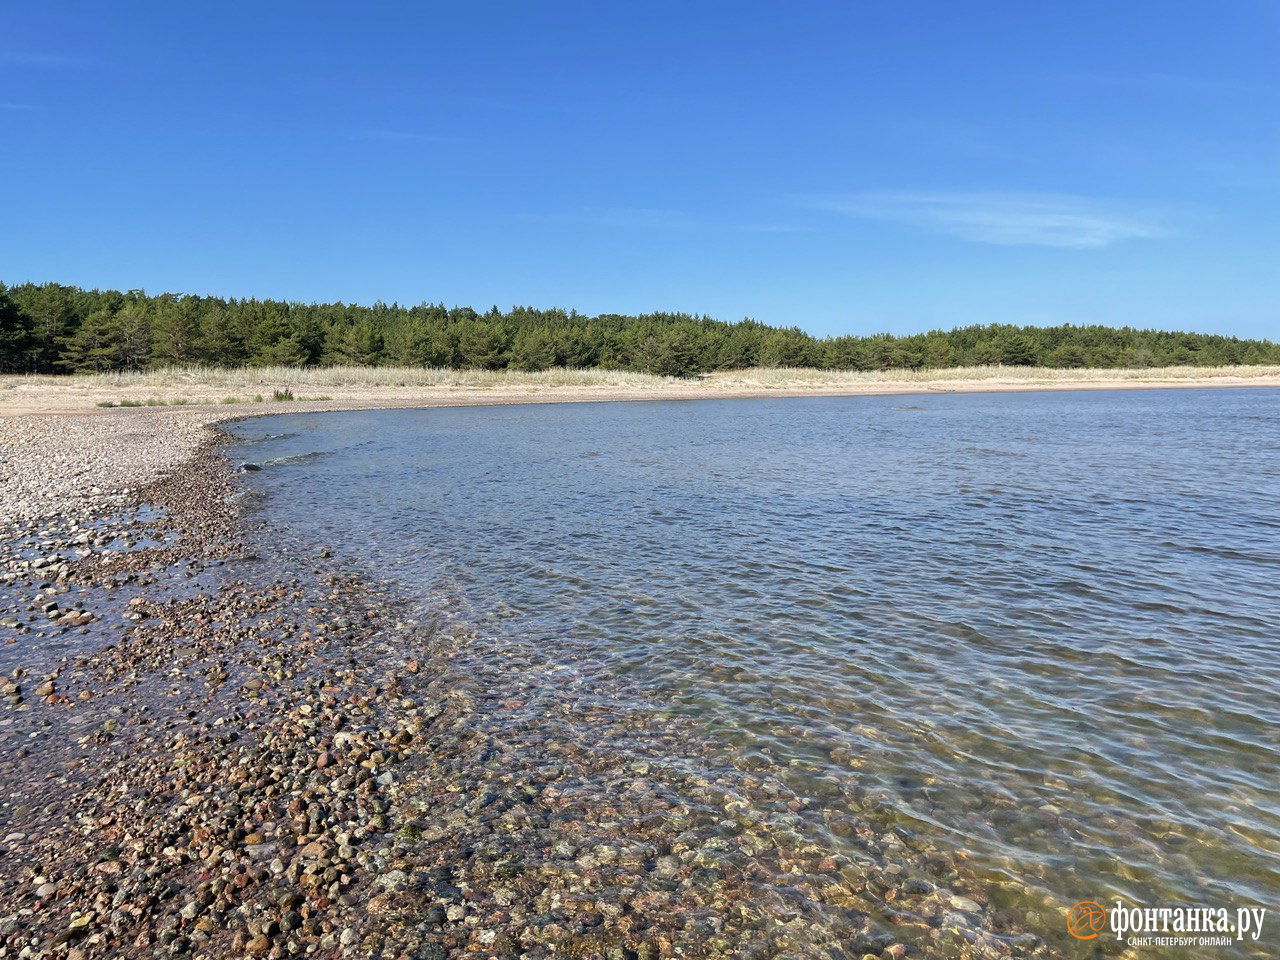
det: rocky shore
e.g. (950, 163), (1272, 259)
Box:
(1, 410), (1062, 960)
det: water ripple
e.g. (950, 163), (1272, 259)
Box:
(229, 388), (1280, 959)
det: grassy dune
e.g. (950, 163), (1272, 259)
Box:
(9, 364), (674, 390)
(11, 361), (1280, 389)
(3, 364), (1279, 416)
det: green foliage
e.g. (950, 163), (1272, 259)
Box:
(150, 295), (202, 365)
(57, 298), (151, 372)
(1, 281), (1277, 375)
(510, 326), (557, 372)
(635, 327), (701, 377)
(0, 285), (34, 372)
(7, 281), (76, 371)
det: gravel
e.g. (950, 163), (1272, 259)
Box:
(0, 409), (1061, 960)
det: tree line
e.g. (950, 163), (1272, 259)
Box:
(2, 280), (1277, 377)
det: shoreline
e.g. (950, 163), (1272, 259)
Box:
(1, 411), (1064, 959)
(3, 365), (1279, 419)
(0, 403), (1093, 958)
(2, 372), (1273, 956)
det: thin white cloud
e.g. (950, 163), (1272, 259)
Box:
(0, 102), (35, 110)
(814, 192), (1167, 248)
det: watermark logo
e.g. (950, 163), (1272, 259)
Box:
(1068, 901), (1107, 940)
(1067, 899), (1268, 948)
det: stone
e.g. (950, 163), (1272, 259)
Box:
(68, 912), (95, 931)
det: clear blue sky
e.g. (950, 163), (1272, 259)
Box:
(2, 1), (1277, 338)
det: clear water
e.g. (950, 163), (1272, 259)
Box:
(228, 388), (1280, 955)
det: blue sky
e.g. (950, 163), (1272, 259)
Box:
(1, 1), (1277, 338)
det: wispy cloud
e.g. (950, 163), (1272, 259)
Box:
(812, 192), (1167, 248)
(0, 102), (35, 111)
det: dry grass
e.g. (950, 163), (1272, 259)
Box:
(6, 364), (679, 391)
(3, 364), (1278, 417)
(705, 364), (1280, 388)
(8, 362), (1280, 393)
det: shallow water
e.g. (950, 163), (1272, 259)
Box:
(229, 388), (1280, 956)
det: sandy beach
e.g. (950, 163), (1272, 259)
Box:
(3, 364), (1279, 419)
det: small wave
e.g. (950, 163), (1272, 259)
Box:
(258, 450), (327, 468)
(236, 431), (299, 445)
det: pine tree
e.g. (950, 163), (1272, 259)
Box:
(150, 296), (202, 365)
(59, 308), (125, 371)
(0, 287), (33, 372)
(510, 327), (556, 371)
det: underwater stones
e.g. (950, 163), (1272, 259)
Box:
(0, 412), (1058, 960)
(245, 932), (271, 953)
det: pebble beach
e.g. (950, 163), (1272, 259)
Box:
(0, 407), (1065, 960)
(5, 0), (1275, 951)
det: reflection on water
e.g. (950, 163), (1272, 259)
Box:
(229, 388), (1280, 957)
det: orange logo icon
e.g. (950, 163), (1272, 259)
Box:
(1068, 901), (1107, 940)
